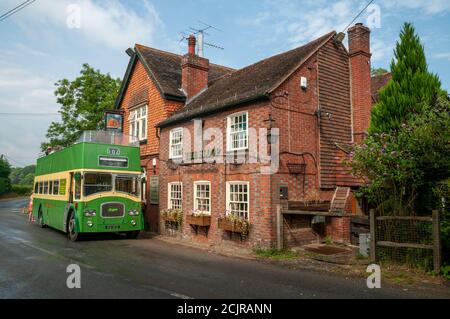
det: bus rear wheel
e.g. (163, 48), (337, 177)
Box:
(125, 231), (140, 239)
(68, 211), (81, 242)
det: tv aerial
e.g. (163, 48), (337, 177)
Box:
(181, 21), (224, 57)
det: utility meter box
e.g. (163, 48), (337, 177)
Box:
(359, 233), (371, 257)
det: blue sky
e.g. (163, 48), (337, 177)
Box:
(0, 0), (449, 166)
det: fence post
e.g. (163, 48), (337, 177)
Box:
(432, 210), (441, 274)
(276, 205), (283, 250)
(370, 209), (376, 262)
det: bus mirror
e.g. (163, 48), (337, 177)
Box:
(74, 172), (82, 181)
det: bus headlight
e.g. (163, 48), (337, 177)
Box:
(84, 209), (96, 217)
(131, 220), (137, 226)
(87, 221), (94, 227)
(128, 209), (140, 216)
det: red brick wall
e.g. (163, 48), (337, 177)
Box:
(118, 58), (183, 231)
(159, 100), (277, 249)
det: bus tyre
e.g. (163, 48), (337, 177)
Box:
(68, 211), (80, 242)
(125, 231), (140, 239)
(38, 208), (46, 228)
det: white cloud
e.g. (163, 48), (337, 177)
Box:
(0, 65), (59, 166)
(434, 52), (450, 60)
(381, 0), (450, 15)
(371, 38), (394, 63)
(4, 0), (162, 50)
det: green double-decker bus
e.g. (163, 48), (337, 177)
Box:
(32, 131), (144, 241)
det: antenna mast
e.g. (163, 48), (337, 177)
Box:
(188, 21), (224, 57)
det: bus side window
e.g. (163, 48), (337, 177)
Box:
(49, 181), (53, 195)
(53, 180), (59, 195)
(74, 177), (81, 200)
(39, 182), (43, 194)
(34, 182), (38, 194)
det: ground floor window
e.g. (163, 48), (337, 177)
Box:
(168, 182), (182, 210)
(226, 182), (249, 220)
(194, 182), (211, 214)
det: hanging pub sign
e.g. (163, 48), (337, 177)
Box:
(104, 110), (124, 132)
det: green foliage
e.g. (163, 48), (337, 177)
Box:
(370, 23), (443, 134)
(371, 67), (388, 76)
(253, 248), (299, 260)
(42, 64), (121, 151)
(0, 156), (11, 179)
(324, 236), (334, 245)
(442, 265), (450, 280)
(0, 157), (12, 195)
(11, 185), (33, 196)
(351, 96), (450, 214)
(9, 165), (35, 186)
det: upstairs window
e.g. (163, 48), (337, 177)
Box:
(129, 104), (147, 141)
(169, 128), (183, 159)
(227, 112), (248, 151)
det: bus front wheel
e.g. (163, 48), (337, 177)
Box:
(125, 231), (140, 239)
(68, 211), (80, 242)
(37, 208), (46, 228)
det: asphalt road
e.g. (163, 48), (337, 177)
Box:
(0, 197), (449, 299)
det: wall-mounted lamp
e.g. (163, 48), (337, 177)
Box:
(152, 158), (157, 173)
(264, 114), (279, 145)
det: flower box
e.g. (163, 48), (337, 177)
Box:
(162, 215), (178, 223)
(186, 215), (211, 227)
(218, 217), (247, 234)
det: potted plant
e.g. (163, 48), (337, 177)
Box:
(161, 209), (183, 227)
(218, 212), (250, 239)
(186, 209), (211, 227)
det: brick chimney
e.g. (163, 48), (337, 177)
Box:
(181, 35), (210, 100)
(348, 23), (372, 143)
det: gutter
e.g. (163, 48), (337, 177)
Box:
(156, 93), (270, 128)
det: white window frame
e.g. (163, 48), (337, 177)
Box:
(226, 111), (249, 152)
(129, 104), (148, 141)
(193, 181), (211, 215)
(226, 181), (250, 220)
(168, 182), (182, 210)
(169, 128), (184, 159)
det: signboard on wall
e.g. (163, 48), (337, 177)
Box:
(149, 176), (159, 204)
(105, 110), (123, 132)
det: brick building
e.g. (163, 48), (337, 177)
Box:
(116, 23), (389, 250)
(154, 23), (376, 250)
(115, 43), (233, 231)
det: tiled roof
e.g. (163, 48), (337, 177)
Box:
(157, 31), (336, 127)
(135, 44), (234, 100)
(371, 72), (391, 103)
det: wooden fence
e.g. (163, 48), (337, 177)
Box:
(370, 210), (442, 273)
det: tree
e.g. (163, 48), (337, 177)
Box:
(371, 67), (388, 76)
(0, 156), (12, 195)
(370, 22), (443, 133)
(9, 165), (35, 185)
(41, 64), (121, 151)
(351, 96), (450, 214)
